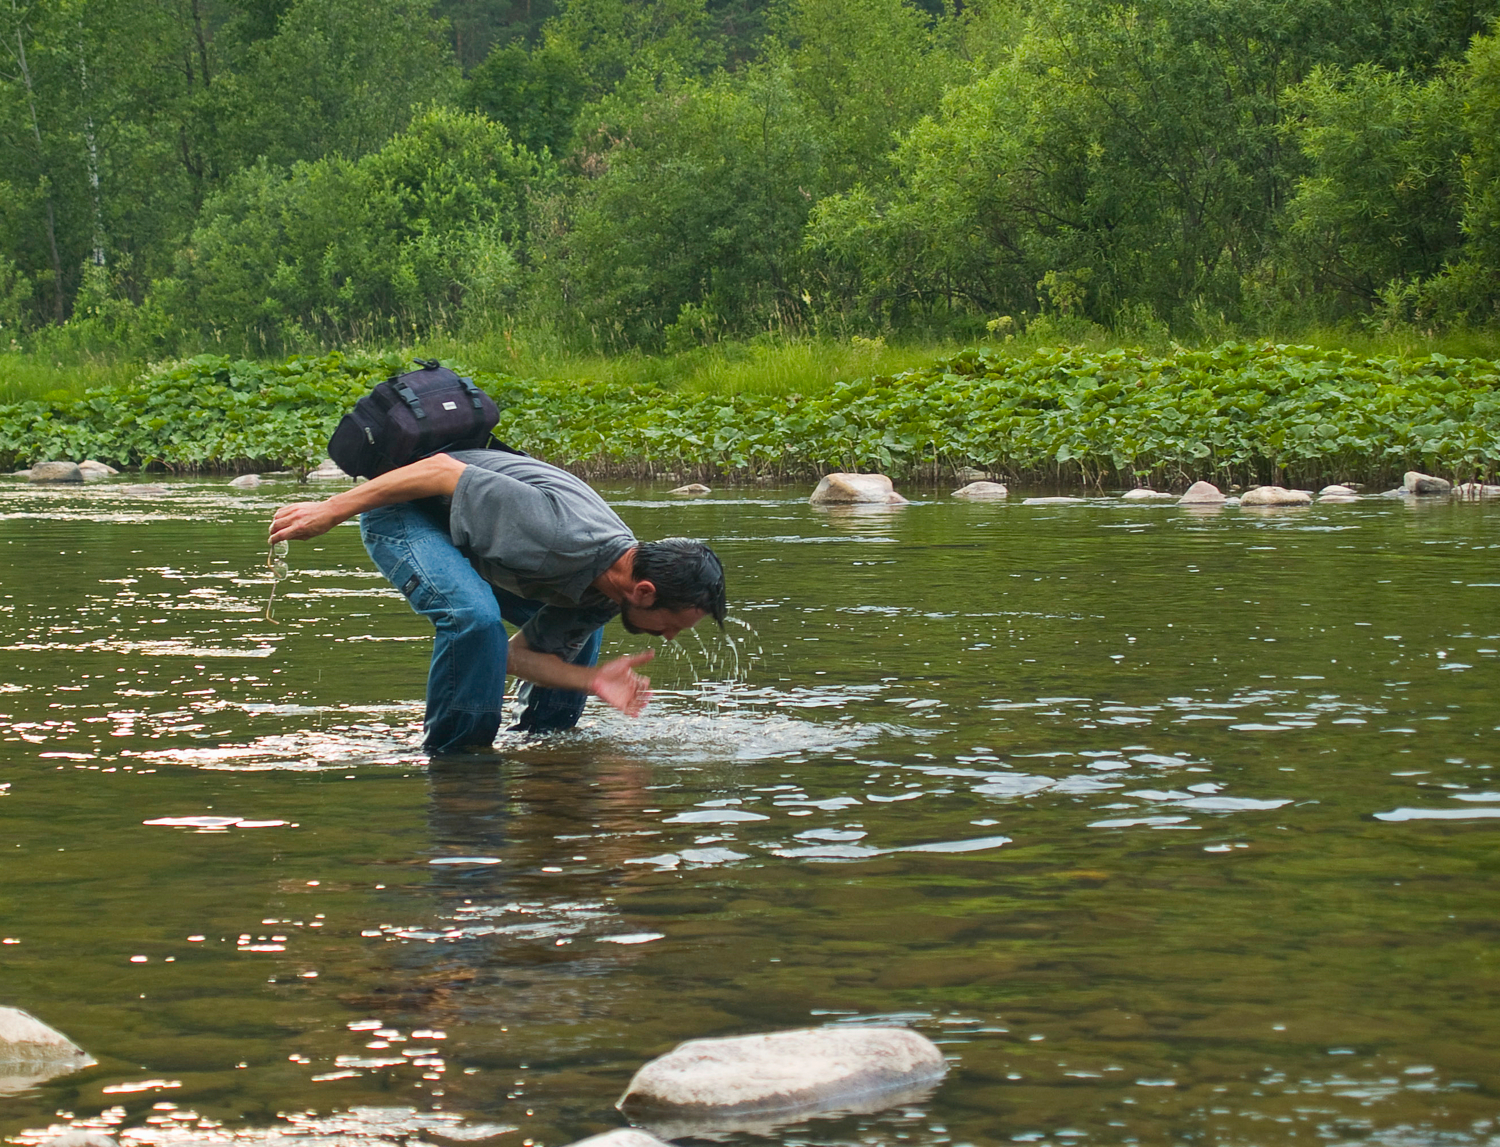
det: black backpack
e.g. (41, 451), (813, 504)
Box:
(328, 360), (503, 479)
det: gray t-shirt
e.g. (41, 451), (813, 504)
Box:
(446, 450), (636, 656)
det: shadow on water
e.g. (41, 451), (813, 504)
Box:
(1, 477), (1499, 1147)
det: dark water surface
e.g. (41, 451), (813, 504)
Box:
(0, 477), (1497, 1147)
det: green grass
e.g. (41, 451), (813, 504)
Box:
(0, 351), (141, 405)
(412, 329), (966, 396)
(2, 322), (1498, 412)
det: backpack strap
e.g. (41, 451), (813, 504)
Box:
(458, 375), (485, 411)
(394, 380), (427, 420)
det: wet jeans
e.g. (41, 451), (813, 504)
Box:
(359, 501), (603, 752)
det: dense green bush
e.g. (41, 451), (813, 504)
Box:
(2, 343), (1494, 488)
(0, 352), (394, 473)
(151, 110), (549, 353)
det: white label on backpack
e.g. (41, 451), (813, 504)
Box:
(442, 401), (458, 410)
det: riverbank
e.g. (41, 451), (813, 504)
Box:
(0, 341), (1496, 488)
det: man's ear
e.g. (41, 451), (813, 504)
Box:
(624, 579), (658, 608)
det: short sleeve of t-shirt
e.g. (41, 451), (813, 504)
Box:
(446, 451), (636, 604)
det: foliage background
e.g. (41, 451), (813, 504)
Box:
(2, 346), (1494, 489)
(4, 0), (1500, 362)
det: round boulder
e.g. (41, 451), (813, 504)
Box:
(809, 474), (908, 505)
(952, 481), (1008, 499)
(1404, 471), (1452, 496)
(27, 461), (83, 483)
(618, 1026), (946, 1123)
(307, 458), (352, 481)
(229, 474), (263, 489)
(1318, 484), (1358, 497)
(1121, 488), (1175, 501)
(1239, 486), (1312, 507)
(78, 459), (119, 478)
(565, 1132), (674, 1147)
(670, 483), (712, 497)
(1177, 481), (1226, 504)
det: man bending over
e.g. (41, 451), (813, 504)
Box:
(270, 450), (726, 753)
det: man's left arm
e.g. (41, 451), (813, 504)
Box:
(507, 632), (655, 718)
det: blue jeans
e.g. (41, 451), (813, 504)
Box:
(360, 501), (603, 752)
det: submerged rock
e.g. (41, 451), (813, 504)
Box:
(1404, 471), (1452, 496)
(229, 474), (263, 489)
(618, 1026), (946, 1127)
(78, 459), (118, 478)
(38, 1132), (118, 1147)
(670, 483), (712, 496)
(1455, 482), (1500, 499)
(1177, 481), (1225, 504)
(952, 481), (1008, 499)
(809, 473), (908, 505)
(0, 1007), (96, 1094)
(1121, 488), (1175, 501)
(27, 461), (83, 483)
(566, 1131), (674, 1147)
(1239, 485), (1312, 507)
(1023, 496), (1085, 505)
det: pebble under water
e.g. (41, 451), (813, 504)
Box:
(0, 477), (1497, 1147)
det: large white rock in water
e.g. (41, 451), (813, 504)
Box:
(307, 458), (352, 481)
(1177, 480), (1226, 504)
(0, 1007), (95, 1093)
(1455, 482), (1500, 499)
(565, 1131), (674, 1147)
(618, 1026), (946, 1124)
(28, 461), (83, 483)
(1319, 484), (1358, 497)
(78, 459), (118, 478)
(952, 481), (1008, 499)
(1404, 470), (1452, 496)
(1121, 488), (1175, 501)
(670, 483), (712, 496)
(809, 474), (908, 505)
(1239, 485), (1312, 506)
(229, 473), (262, 488)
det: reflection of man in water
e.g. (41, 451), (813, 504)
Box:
(269, 451), (726, 752)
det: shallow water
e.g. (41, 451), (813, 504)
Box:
(0, 477), (1497, 1147)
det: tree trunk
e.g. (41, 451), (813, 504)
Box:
(11, 15), (66, 322)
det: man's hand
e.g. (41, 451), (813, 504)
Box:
(270, 500), (344, 544)
(590, 649), (655, 717)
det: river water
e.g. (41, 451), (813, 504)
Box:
(0, 477), (1496, 1147)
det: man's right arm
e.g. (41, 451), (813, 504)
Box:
(269, 454), (468, 543)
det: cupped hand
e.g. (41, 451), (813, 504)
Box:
(591, 649), (655, 717)
(270, 501), (341, 544)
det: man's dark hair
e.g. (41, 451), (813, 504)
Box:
(633, 538), (727, 626)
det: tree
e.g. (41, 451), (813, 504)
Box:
(1279, 64), (1466, 313)
(548, 63), (819, 346)
(201, 0), (460, 171)
(463, 38), (586, 155)
(157, 108), (549, 350)
(772, 0), (960, 191)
